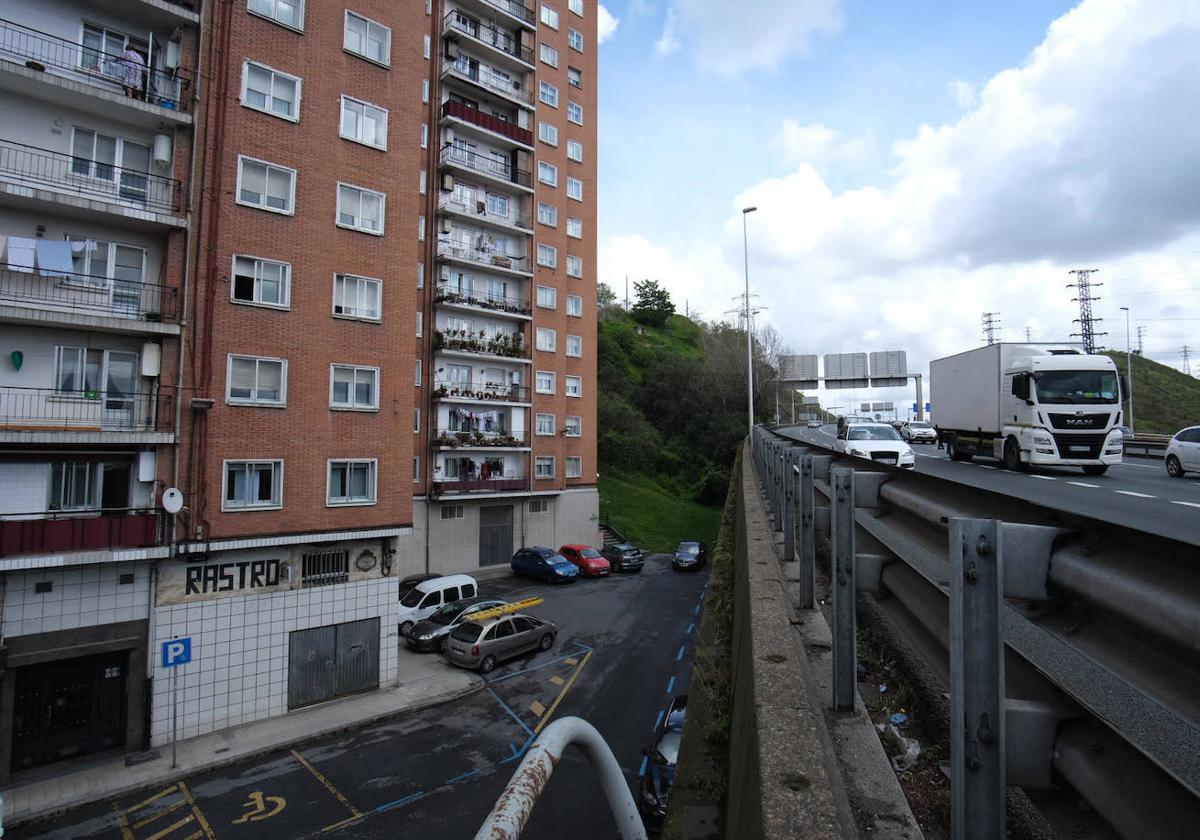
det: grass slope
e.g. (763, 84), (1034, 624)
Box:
(1104, 351), (1200, 434)
(598, 468), (721, 552)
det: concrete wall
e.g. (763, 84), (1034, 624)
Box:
(1, 559), (150, 637)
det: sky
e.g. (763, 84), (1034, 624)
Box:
(594, 0), (1200, 411)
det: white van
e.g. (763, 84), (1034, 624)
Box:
(397, 574), (478, 634)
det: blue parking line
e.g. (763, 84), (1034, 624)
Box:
(686, 622), (695, 635)
(653, 709), (664, 730)
(638, 755), (648, 778)
(694, 604), (701, 615)
(666, 676), (675, 694)
(487, 686), (535, 739)
(373, 790), (426, 814)
(447, 768), (482, 784)
(676, 645), (686, 661)
(485, 644), (591, 685)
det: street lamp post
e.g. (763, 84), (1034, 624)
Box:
(742, 206), (757, 437)
(1120, 306), (1134, 432)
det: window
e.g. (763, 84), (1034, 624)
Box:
(540, 43), (559, 67)
(423, 33), (431, 59)
(417, 262), (425, 288)
(242, 62), (300, 120)
(541, 5), (559, 28)
(328, 459), (377, 505)
(536, 370), (555, 394)
(301, 549), (349, 587)
(538, 202), (558, 226)
(536, 285), (557, 308)
(48, 463), (95, 511)
(567, 217), (583, 238)
(566, 334), (582, 357)
(529, 498), (549, 513)
(414, 407), (421, 432)
(330, 364), (379, 410)
(566, 255), (583, 277)
(224, 460), (283, 510)
(535, 456), (555, 478)
(487, 193), (509, 217)
(416, 310), (423, 336)
(536, 413), (555, 435)
(536, 327), (557, 352)
(566, 456), (582, 478)
(232, 255), (290, 308)
(567, 140), (583, 162)
(538, 122), (558, 146)
(422, 79), (429, 102)
(337, 183), (385, 234)
(567, 177), (583, 201)
(538, 161), (558, 186)
(537, 244), (557, 267)
(418, 215), (426, 241)
(565, 375), (582, 397)
(420, 123), (428, 148)
(566, 294), (583, 316)
(344, 11), (391, 65)
(237, 156), (295, 214)
(54, 347), (100, 393)
(566, 101), (583, 125)
(569, 0), (583, 15)
(415, 359), (422, 386)
(565, 415), (582, 436)
(568, 66), (582, 88)
(414, 456), (421, 482)
(248, 0), (304, 30)
(333, 273), (381, 321)
(539, 81), (559, 108)
(227, 355), (286, 405)
(568, 28), (583, 51)
(441, 504), (465, 520)
(340, 96), (388, 149)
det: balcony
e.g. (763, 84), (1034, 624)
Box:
(1, 264), (178, 332)
(441, 100), (533, 148)
(433, 379), (530, 404)
(434, 284), (531, 318)
(433, 477), (527, 495)
(441, 57), (532, 108)
(432, 428), (529, 449)
(437, 237), (531, 277)
(439, 143), (531, 191)
(456, 0), (536, 27)
(0, 386), (173, 434)
(0, 507), (164, 559)
(444, 12), (534, 68)
(438, 191), (532, 235)
(433, 329), (528, 360)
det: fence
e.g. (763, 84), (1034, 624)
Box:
(0, 385), (172, 431)
(0, 508), (164, 558)
(0, 265), (177, 322)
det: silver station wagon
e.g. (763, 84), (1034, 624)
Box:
(442, 613), (558, 674)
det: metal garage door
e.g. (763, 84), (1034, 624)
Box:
(287, 618), (380, 709)
(479, 505), (513, 566)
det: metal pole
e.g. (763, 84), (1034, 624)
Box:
(831, 466), (856, 710)
(798, 453), (815, 608)
(171, 664), (178, 769)
(742, 206), (757, 436)
(915, 374), (925, 421)
(1121, 307), (1134, 433)
(783, 452), (795, 560)
(949, 518), (1006, 840)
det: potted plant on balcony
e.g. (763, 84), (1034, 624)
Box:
(473, 430), (486, 445)
(455, 431), (471, 445)
(434, 385), (449, 398)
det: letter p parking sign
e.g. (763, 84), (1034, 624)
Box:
(162, 637), (192, 668)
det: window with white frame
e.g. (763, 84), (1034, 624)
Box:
(529, 498), (549, 513)
(53, 346), (102, 393)
(568, 66), (582, 88)
(69, 129), (149, 189)
(537, 243), (557, 267)
(416, 310), (423, 336)
(333, 273), (381, 321)
(565, 375), (582, 397)
(414, 407), (421, 432)
(417, 262), (425, 288)
(566, 334), (582, 357)
(538, 122), (558, 146)
(248, 0), (304, 30)
(340, 96), (388, 149)
(232, 255), (290, 308)
(242, 61), (300, 120)
(569, 0), (583, 14)
(536, 327), (557, 352)
(422, 79), (429, 102)
(536, 370), (555, 394)
(539, 43), (559, 67)
(330, 364), (379, 410)
(415, 359), (422, 386)
(536, 285), (557, 308)
(538, 161), (558, 186)
(566, 293), (583, 316)
(441, 504), (465, 520)
(420, 123), (428, 148)
(418, 215), (425, 241)
(567, 101), (583, 125)
(539, 81), (558, 108)
(567, 176), (583, 201)
(227, 355), (286, 405)
(535, 413), (555, 435)
(535, 456), (555, 478)
(540, 5), (560, 29)
(327, 459), (377, 505)
(337, 183), (385, 234)
(567, 139), (583, 162)
(237, 156), (295, 214)
(412, 456), (420, 482)
(567, 217), (583, 238)
(566, 255), (583, 277)
(568, 28), (583, 51)
(565, 456), (582, 478)
(344, 11), (391, 65)
(423, 33), (431, 59)
(538, 202), (558, 226)
(565, 414), (582, 436)
(48, 463), (95, 511)
(224, 460), (283, 510)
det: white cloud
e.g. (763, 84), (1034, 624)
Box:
(655, 8), (680, 56)
(771, 120), (877, 170)
(597, 4), (619, 44)
(947, 79), (977, 109)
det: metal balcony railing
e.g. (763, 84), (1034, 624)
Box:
(441, 100), (533, 147)
(0, 385), (173, 432)
(440, 143), (531, 188)
(434, 328), (528, 359)
(434, 477), (527, 494)
(0, 18), (191, 111)
(0, 507), (164, 558)
(444, 59), (532, 106)
(433, 380), (530, 403)
(445, 11), (534, 65)
(434, 284), (531, 316)
(433, 428), (528, 448)
(437, 238), (530, 273)
(438, 192), (532, 231)
(0, 264), (178, 322)
(480, 0), (536, 25)
(0, 138), (183, 214)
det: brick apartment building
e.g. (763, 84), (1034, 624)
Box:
(0, 0), (597, 782)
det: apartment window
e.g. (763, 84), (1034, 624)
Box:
(48, 463), (95, 511)
(224, 460), (282, 510)
(565, 375), (582, 397)
(330, 364), (379, 410)
(328, 459), (377, 505)
(416, 310), (423, 336)
(242, 62), (301, 120)
(567, 217), (583, 238)
(333, 273), (381, 321)
(419, 169), (427, 194)
(536, 327), (557, 352)
(565, 415), (582, 436)
(529, 498), (549, 513)
(488, 193), (509, 217)
(53, 347), (101, 393)
(232, 255), (290, 308)
(567, 140), (584, 162)
(418, 215), (426, 241)
(237, 156), (295, 214)
(568, 66), (583, 88)
(344, 11), (391, 65)
(301, 549), (349, 587)
(337, 183), (385, 234)
(566, 334), (582, 357)
(569, 0), (583, 14)
(248, 0), (304, 30)
(422, 79), (430, 102)
(567, 101), (584, 125)
(413, 456), (420, 482)
(227, 355), (286, 405)
(540, 43), (559, 67)
(540, 5), (559, 29)
(535, 456), (555, 479)
(565, 456), (582, 478)
(417, 262), (425, 288)
(536, 370), (555, 394)
(567, 176), (583, 201)
(420, 123), (429, 148)
(536, 413), (555, 435)
(423, 33), (431, 59)
(538, 161), (558, 186)
(538, 202), (558, 226)
(340, 96), (388, 149)
(538, 81), (558, 108)
(536, 285), (557, 308)
(568, 28), (583, 51)
(537, 244), (557, 268)
(415, 359), (422, 386)
(566, 255), (583, 277)
(566, 294), (583, 316)
(441, 504), (465, 520)
(538, 122), (558, 146)
(414, 407), (421, 432)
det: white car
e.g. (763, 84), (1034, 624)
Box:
(901, 421), (937, 444)
(397, 574), (479, 634)
(1165, 426), (1200, 478)
(807, 419), (822, 429)
(835, 423), (916, 469)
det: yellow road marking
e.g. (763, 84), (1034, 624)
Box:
(113, 803), (135, 840)
(529, 700), (546, 716)
(177, 782), (216, 840)
(534, 650), (593, 734)
(291, 748), (362, 818)
(180, 832), (204, 840)
(131, 799), (184, 830)
(123, 785), (180, 817)
(549, 675), (565, 685)
(322, 813), (367, 834)
(143, 814), (194, 840)
(564, 657), (578, 666)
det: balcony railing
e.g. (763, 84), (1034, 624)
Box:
(441, 100), (533, 147)
(440, 143), (531, 188)
(438, 192), (532, 231)
(434, 477), (527, 494)
(433, 429), (528, 448)
(437, 238), (530, 274)
(0, 507), (164, 558)
(1, 264), (178, 322)
(434, 329), (528, 359)
(445, 12), (534, 66)
(0, 18), (191, 111)
(433, 380), (530, 403)
(0, 138), (183, 214)
(0, 386), (173, 432)
(435, 284), (531, 317)
(479, 0), (536, 25)
(444, 59), (532, 106)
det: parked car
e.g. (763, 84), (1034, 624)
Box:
(398, 572), (441, 598)
(671, 541), (708, 572)
(558, 544), (611, 577)
(900, 420), (938, 444)
(1166, 425), (1200, 478)
(639, 694), (687, 824)
(601, 542), (645, 573)
(404, 597), (507, 652)
(806, 419), (822, 429)
(512, 547), (580, 583)
(443, 612), (558, 673)
(397, 574), (478, 635)
(835, 423), (916, 469)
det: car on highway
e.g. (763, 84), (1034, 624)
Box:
(900, 420), (938, 444)
(397, 574), (478, 635)
(671, 540), (708, 572)
(601, 542), (645, 573)
(1166, 426), (1200, 478)
(639, 694), (687, 824)
(443, 612), (558, 673)
(512, 546), (581, 583)
(806, 419), (822, 428)
(558, 544), (611, 577)
(835, 423), (916, 469)
(404, 597), (508, 652)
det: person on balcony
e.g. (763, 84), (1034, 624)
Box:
(121, 47), (146, 99)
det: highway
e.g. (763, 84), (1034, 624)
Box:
(777, 424), (1200, 546)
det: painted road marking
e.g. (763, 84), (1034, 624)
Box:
(529, 700), (547, 717)
(549, 675), (565, 685)
(564, 657), (578, 665)
(447, 768), (483, 784)
(676, 645), (686, 661)
(637, 755), (649, 778)
(686, 622), (695, 635)
(130, 801), (184, 831)
(1029, 475), (1057, 480)
(1170, 501), (1200, 509)
(1067, 482), (1100, 488)
(142, 816), (195, 840)
(533, 649), (593, 734)
(653, 710), (664, 731)
(976, 465), (996, 469)
(176, 783), (214, 840)
(1114, 490), (1156, 498)
(115, 782), (214, 840)
(293, 748), (362, 827)
(694, 604), (701, 615)
(666, 675), (676, 694)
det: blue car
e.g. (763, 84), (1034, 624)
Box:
(640, 694), (687, 824)
(511, 547), (580, 584)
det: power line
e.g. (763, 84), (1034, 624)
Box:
(1068, 269), (1106, 353)
(981, 312), (1001, 345)
(1136, 325), (1146, 355)
(1183, 346), (1193, 377)
(1025, 326), (1032, 342)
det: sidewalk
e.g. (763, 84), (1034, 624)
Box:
(1, 649), (483, 829)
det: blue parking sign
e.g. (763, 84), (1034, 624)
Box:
(161, 637), (192, 668)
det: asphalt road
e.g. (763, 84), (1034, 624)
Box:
(778, 424), (1200, 546)
(19, 555), (709, 840)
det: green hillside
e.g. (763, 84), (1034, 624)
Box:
(1104, 351), (1200, 435)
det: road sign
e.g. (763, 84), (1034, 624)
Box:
(824, 353), (869, 389)
(779, 355), (819, 389)
(870, 350), (908, 387)
(162, 637), (192, 668)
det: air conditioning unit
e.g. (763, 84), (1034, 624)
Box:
(440, 218), (452, 234)
(141, 342), (161, 377)
(442, 173), (455, 192)
(476, 200), (486, 214)
(153, 133), (172, 166)
(446, 41), (460, 60)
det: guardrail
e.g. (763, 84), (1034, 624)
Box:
(1123, 433), (1172, 459)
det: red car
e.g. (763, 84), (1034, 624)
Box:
(558, 544), (611, 577)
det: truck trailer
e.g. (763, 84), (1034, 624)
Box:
(929, 343), (1125, 475)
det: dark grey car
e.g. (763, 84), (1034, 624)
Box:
(404, 597), (507, 652)
(601, 542), (644, 572)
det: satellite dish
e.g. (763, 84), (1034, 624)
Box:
(162, 487), (184, 515)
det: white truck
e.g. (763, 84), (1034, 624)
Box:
(930, 343), (1125, 475)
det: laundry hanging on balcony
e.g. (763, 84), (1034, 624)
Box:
(6, 237), (36, 273)
(35, 240), (74, 278)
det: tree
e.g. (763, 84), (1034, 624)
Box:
(631, 279), (675, 327)
(597, 281), (617, 308)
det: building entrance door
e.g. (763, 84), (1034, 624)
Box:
(287, 618), (380, 709)
(479, 505), (513, 566)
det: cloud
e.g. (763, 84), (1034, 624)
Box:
(597, 4), (619, 44)
(947, 79), (977, 109)
(655, 8), (680, 56)
(771, 120), (877, 170)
